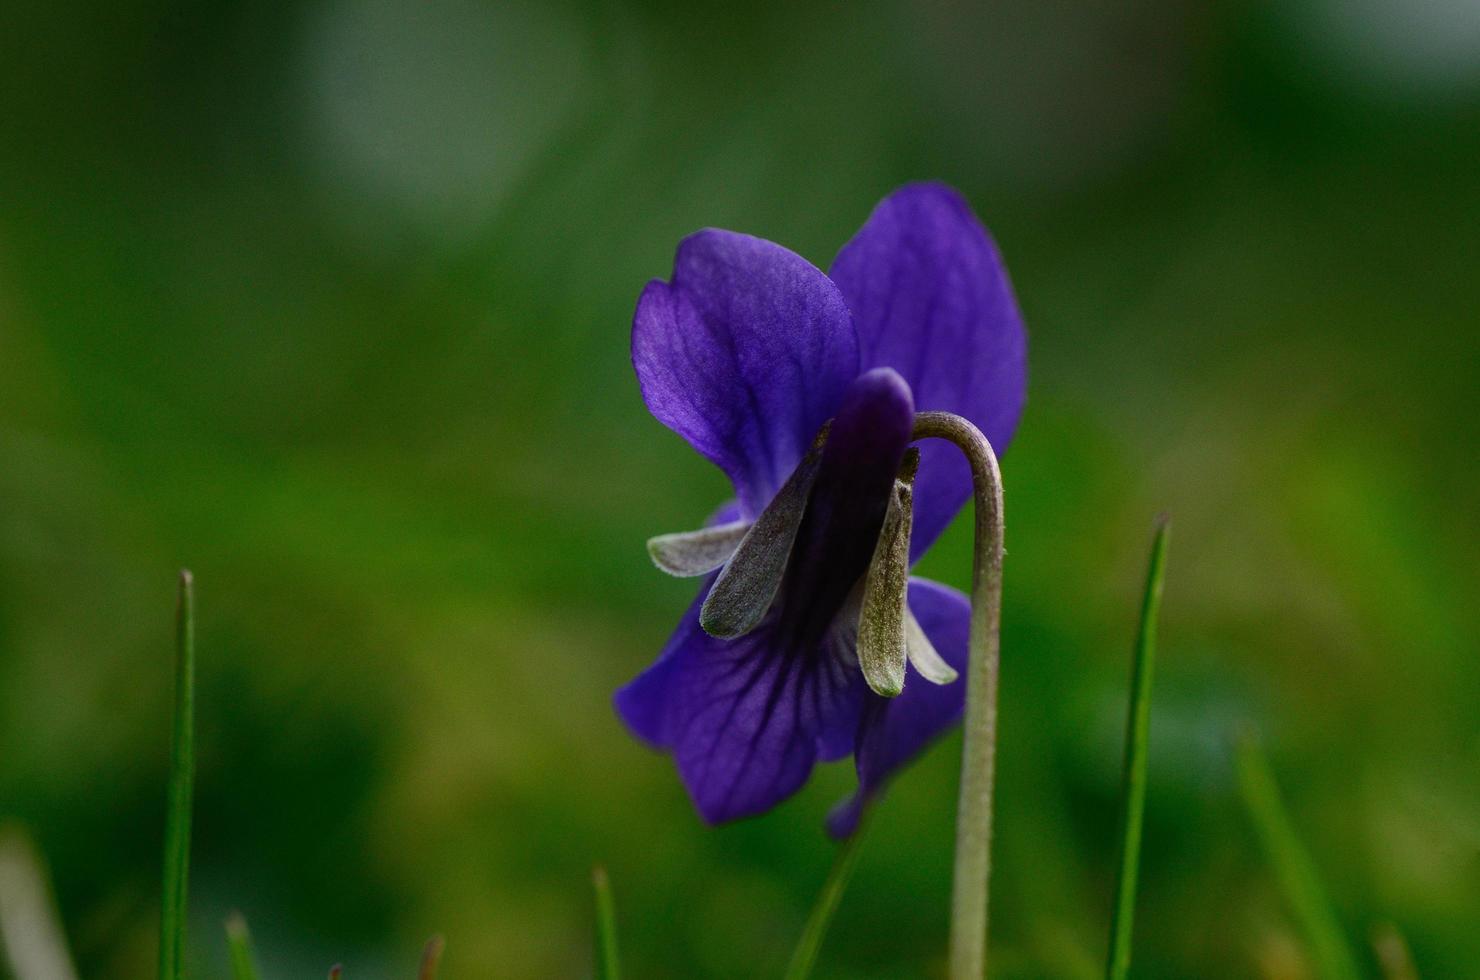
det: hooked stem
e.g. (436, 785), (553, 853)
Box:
(911, 411), (1004, 980)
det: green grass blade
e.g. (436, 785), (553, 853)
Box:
(782, 817), (870, 980)
(1236, 733), (1362, 980)
(1372, 921), (1419, 980)
(418, 935), (445, 980)
(591, 866), (621, 980)
(225, 913), (261, 980)
(1105, 517), (1170, 980)
(160, 570), (196, 980)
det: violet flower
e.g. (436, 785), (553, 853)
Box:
(616, 183), (1026, 835)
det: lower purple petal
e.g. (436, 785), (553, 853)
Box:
(614, 589), (704, 747)
(828, 576), (972, 838)
(616, 591), (868, 824)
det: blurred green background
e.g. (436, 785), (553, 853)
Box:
(2, 0), (1477, 976)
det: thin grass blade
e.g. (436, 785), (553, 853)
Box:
(1372, 922), (1419, 980)
(782, 816), (870, 980)
(591, 866), (621, 980)
(225, 913), (261, 980)
(1105, 517), (1170, 980)
(418, 935), (445, 980)
(1236, 733), (1363, 980)
(159, 570), (196, 980)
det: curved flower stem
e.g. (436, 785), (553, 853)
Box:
(911, 411), (1004, 980)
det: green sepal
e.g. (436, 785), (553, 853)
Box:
(856, 450), (919, 697)
(647, 520), (751, 577)
(700, 424), (829, 638)
(905, 608), (958, 685)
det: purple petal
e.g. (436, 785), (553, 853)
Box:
(708, 500), (743, 527)
(827, 576), (971, 838)
(830, 183), (1028, 558)
(613, 584), (707, 749)
(633, 230), (861, 518)
(616, 591), (868, 824)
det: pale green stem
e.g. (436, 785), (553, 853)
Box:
(911, 412), (1004, 980)
(0, 826), (80, 980)
(160, 570), (195, 980)
(1106, 517), (1170, 980)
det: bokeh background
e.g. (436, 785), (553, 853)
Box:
(2, 0), (1478, 976)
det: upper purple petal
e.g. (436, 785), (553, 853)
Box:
(830, 183), (1028, 558)
(615, 591), (868, 824)
(827, 576), (971, 837)
(633, 230), (861, 518)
